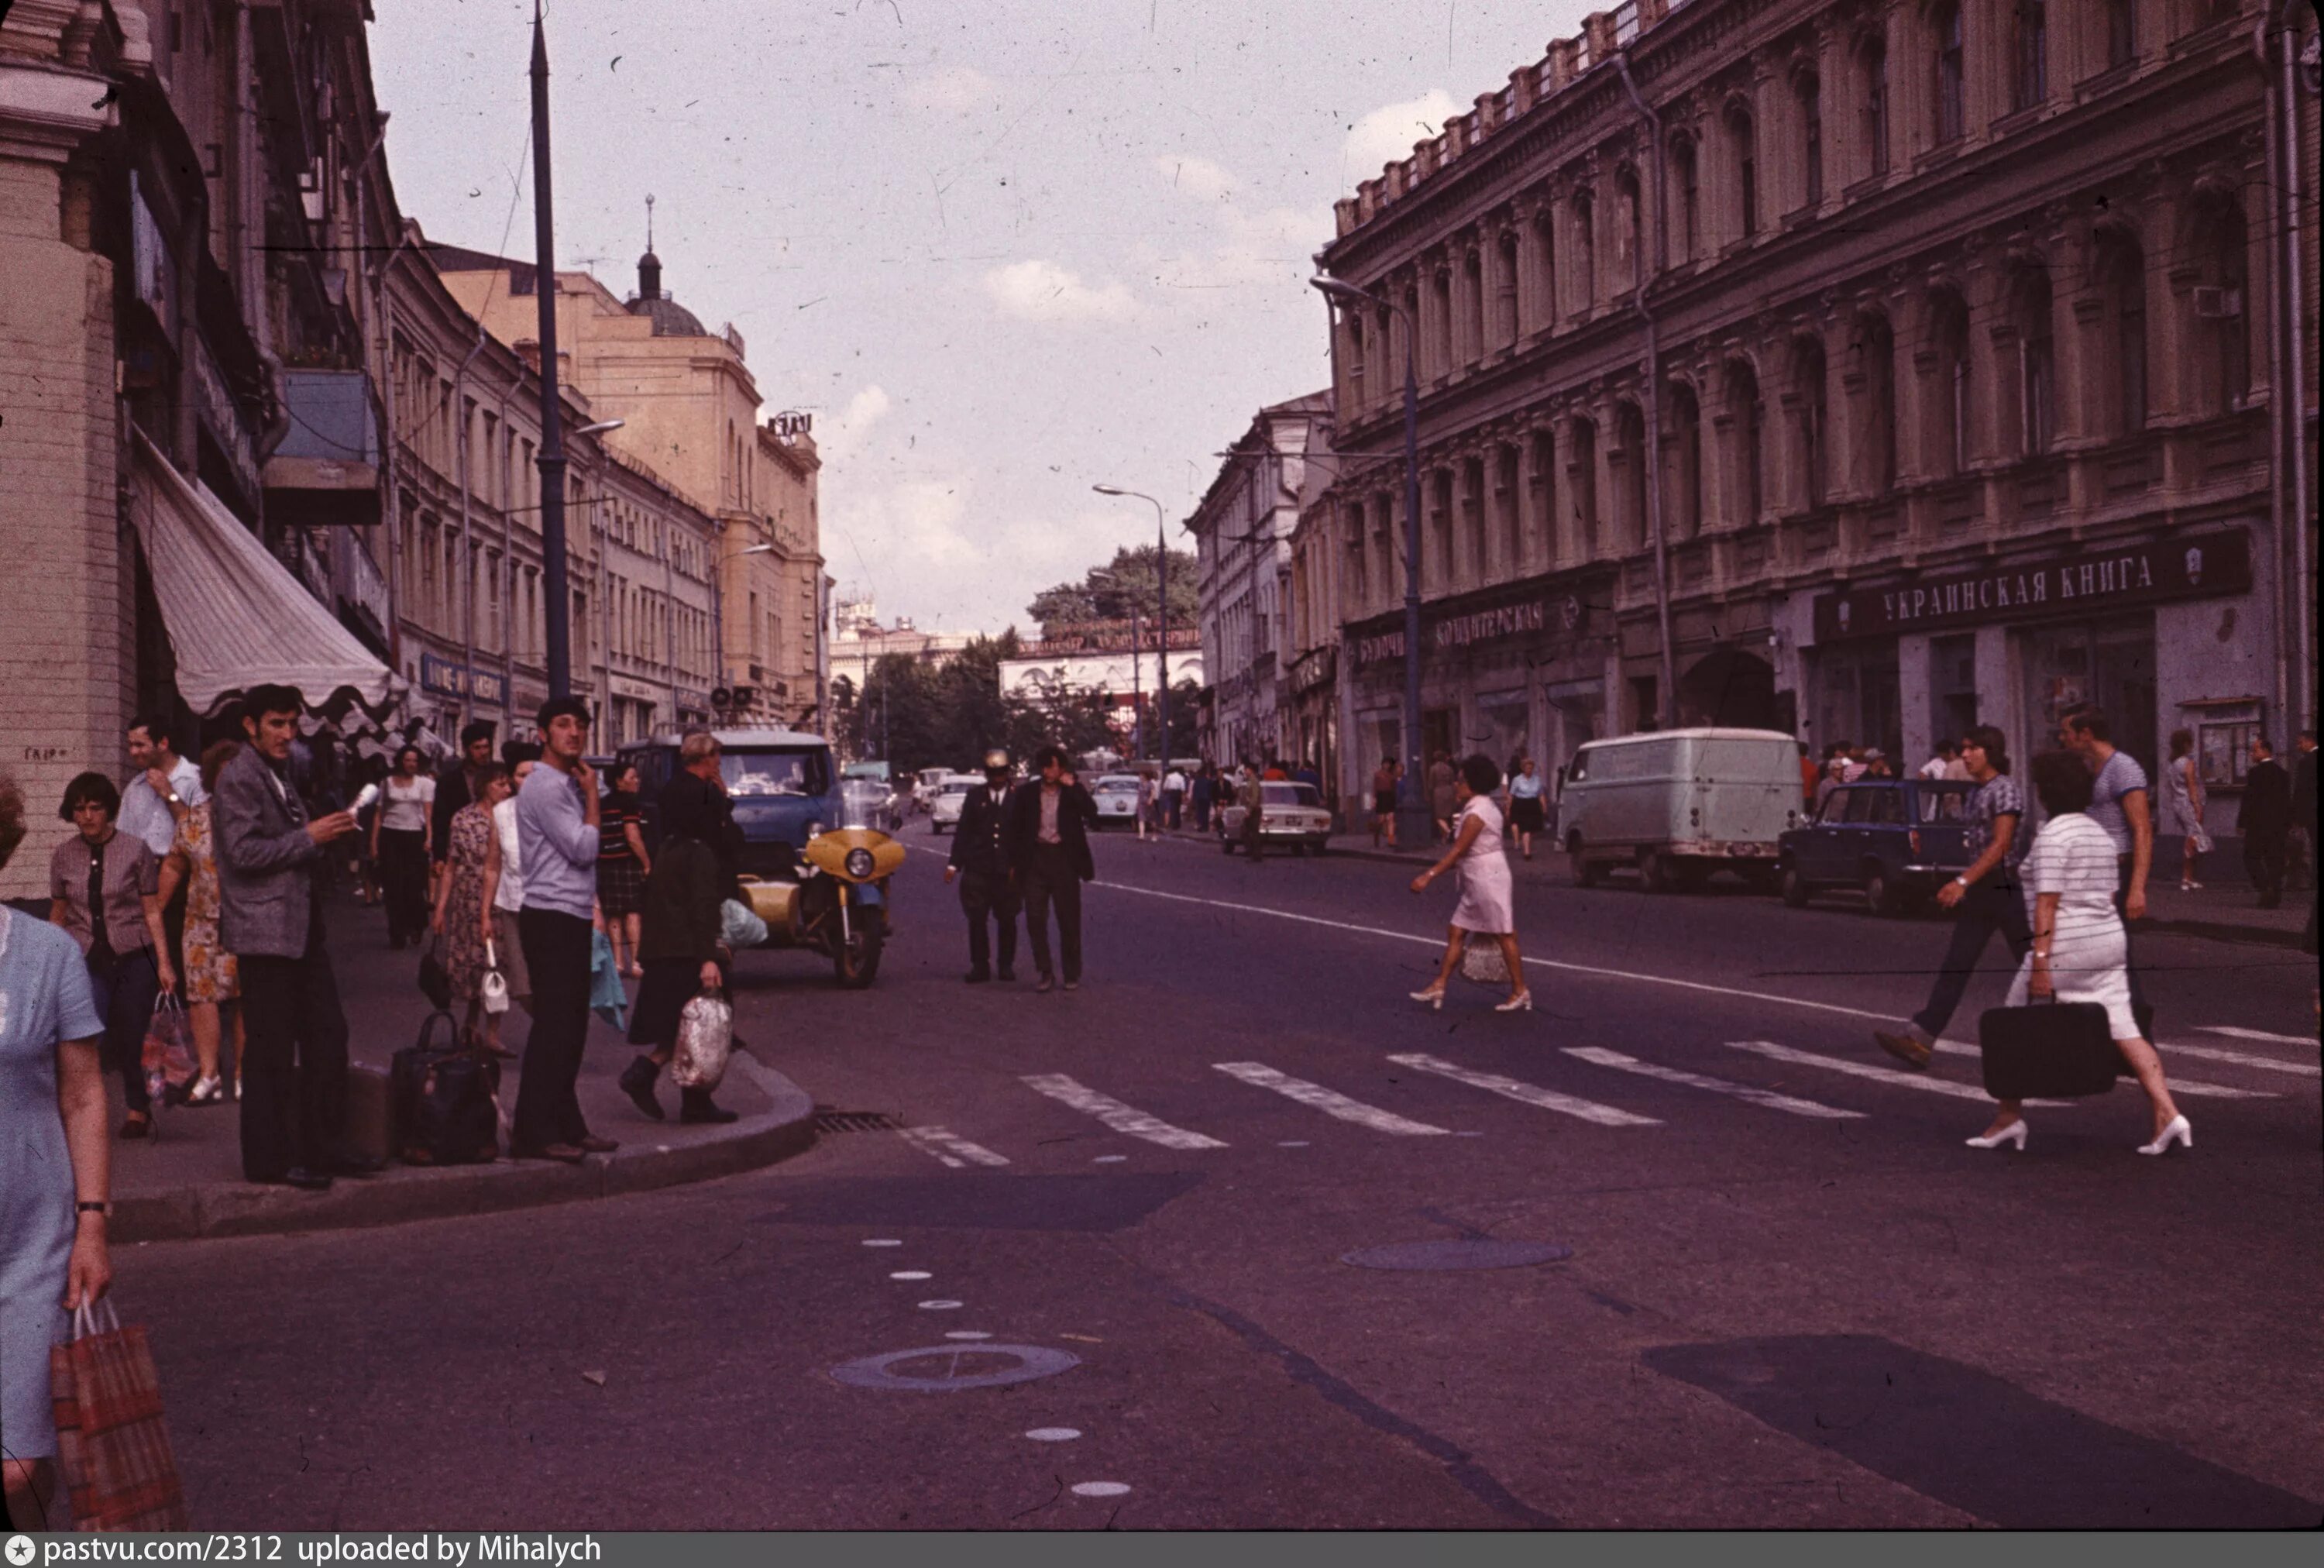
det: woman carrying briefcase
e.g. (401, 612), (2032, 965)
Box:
(1968, 751), (2188, 1157)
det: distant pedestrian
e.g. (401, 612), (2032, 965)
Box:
(154, 741), (245, 1106)
(1506, 755), (1546, 861)
(0, 771), (115, 1533)
(1873, 727), (2028, 1069)
(430, 721), (497, 879)
(1799, 742), (1819, 809)
(2238, 737), (2291, 909)
(1294, 758), (1322, 793)
(1428, 751), (1458, 841)
(372, 744), (434, 950)
(1968, 751), (2187, 1156)
(618, 765), (740, 1126)
(946, 749), (1020, 984)
(1136, 770), (1158, 841)
(1190, 765), (1215, 834)
(1162, 764), (1187, 831)
(511, 697), (615, 1164)
(48, 772), (174, 1140)
(431, 763), (512, 1051)
(2059, 708), (2152, 1022)
(1005, 745), (1096, 993)
(2288, 731), (2316, 894)
(1919, 741), (1960, 782)
(1409, 755), (1528, 1013)
(1264, 758), (1288, 782)
(1372, 757), (1401, 849)
(1862, 750), (1895, 780)
(1236, 765), (1267, 862)
(2161, 729), (2209, 892)
(1814, 755), (1847, 816)
(596, 762), (651, 978)
(477, 759), (537, 1048)
(213, 686), (366, 1189)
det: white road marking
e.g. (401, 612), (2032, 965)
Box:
(1929, 1040), (2277, 1099)
(898, 1125), (1012, 1167)
(1092, 1154), (1129, 1164)
(1019, 1073), (1228, 1150)
(1276, 1140), (1310, 1147)
(860, 1239), (902, 1248)
(944, 1331), (993, 1341)
(2156, 1042), (2319, 1078)
(1724, 1040), (2070, 1106)
(1025, 1428), (1081, 1442)
(2198, 1025), (2315, 1047)
(918, 1299), (964, 1310)
(1212, 1061), (1449, 1135)
(1562, 1047), (1865, 1119)
(1071, 1481), (1133, 1498)
(1386, 1053), (1660, 1127)
(888, 1271), (932, 1281)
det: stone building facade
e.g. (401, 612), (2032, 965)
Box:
(1314, 0), (2318, 818)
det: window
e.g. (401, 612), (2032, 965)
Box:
(1571, 193), (1595, 315)
(2015, 266), (2056, 456)
(1860, 312), (1898, 493)
(1616, 171), (1642, 294)
(1496, 233), (1520, 344)
(1673, 138), (1700, 260)
(1430, 468), (1455, 589)
(1568, 417), (1600, 559)
(1461, 456), (1487, 581)
(1795, 337), (1829, 507)
(1930, 290), (1972, 476)
(1615, 402), (1648, 550)
(1800, 74), (1824, 205)
(1528, 428), (1556, 566)
(1533, 208), (1558, 328)
(1935, 2), (1966, 144)
(1730, 105), (1759, 237)
(1344, 311), (1366, 408)
(1463, 249), (1486, 363)
(1669, 383), (1704, 538)
(2099, 230), (2147, 435)
(1497, 444), (1522, 573)
(2013, 1), (2047, 112)
(2193, 196), (2249, 416)
(1727, 359), (1765, 521)
(1864, 37), (1891, 175)
(1431, 269), (1452, 377)
(2106, 0), (2136, 68)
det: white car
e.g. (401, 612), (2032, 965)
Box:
(912, 766), (953, 813)
(927, 774), (983, 834)
(1218, 782), (1333, 855)
(1089, 774), (1143, 829)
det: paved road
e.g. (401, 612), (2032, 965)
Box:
(121, 825), (2322, 1528)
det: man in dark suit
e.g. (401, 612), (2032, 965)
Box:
(944, 748), (1019, 984)
(213, 685), (366, 1189)
(430, 721), (497, 880)
(1003, 745), (1097, 993)
(2238, 736), (2291, 908)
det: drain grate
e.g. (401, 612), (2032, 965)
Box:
(814, 1109), (902, 1134)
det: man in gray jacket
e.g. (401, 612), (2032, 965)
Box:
(214, 685), (363, 1189)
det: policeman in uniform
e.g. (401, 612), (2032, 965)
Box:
(943, 749), (1021, 982)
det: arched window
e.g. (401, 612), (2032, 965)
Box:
(1377, 304), (1397, 390)
(2190, 194), (2249, 416)
(1726, 359), (1767, 521)
(1671, 136), (1700, 261)
(2012, 2), (2047, 112)
(1934, 2), (1966, 144)
(2095, 229), (2147, 435)
(2013, 264), (2056, 455)
(1669, 383), (1705, 538)
(1527, 428), (1557, 564)
(1858, 312), (1899, 493)
(1463, 249), (1486, 363)
(1728, 103), (1759, 238)
(1572, 192), (1596, 315)
(1568, 417), (1600, 559)
(1793, 336), (1830, 507)
(1615, 170), (1643, 294)
(1496, 232), (1520, 344)
(1799, 73), (1824, 206)
(1929, 288), (1972, 476)
(1615, 401), (1649, 548)
(1533, 207), (1559, 329)
(1862, 36), (1891, 175)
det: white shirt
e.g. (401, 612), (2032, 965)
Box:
(380, 774), (435, 832)
(491, 796), (526, 913)
(119, 756), (205, 857)
(1164, 771), (1187, 793)
(1919, 756), (1951, 781)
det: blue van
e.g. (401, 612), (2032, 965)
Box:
(618, 727), (841, 879)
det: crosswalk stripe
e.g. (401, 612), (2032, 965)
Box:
(2195, 1025), (2321, 1054)
(2159, 1041), (2319, 1078)
(1214, 1061), (1450, 1135)
(1019, 1074), (1228, 1150)
(1561, 1047), (1863, 1119)
(1930, 1040), (2278, 1099)
(897, 1126), (1012, 1168)
(1387, 1053), (1661, 1127)
(1724, 1040), (2022, 1102)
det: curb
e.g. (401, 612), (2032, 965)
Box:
(111, 1049), (817, 1245)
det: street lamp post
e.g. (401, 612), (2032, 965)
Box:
(1093, 484), (1171, 765)
(1311, 277), (1429, 853)
(529, 2), (572, 699)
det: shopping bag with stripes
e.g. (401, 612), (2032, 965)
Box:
(48, 1298), (191, 1531)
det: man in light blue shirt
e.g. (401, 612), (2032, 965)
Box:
(120, 714), (204, 858)
(511, 696), (614, 1163)
(2062, 707), (2151, 1023)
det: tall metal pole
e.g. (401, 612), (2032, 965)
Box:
(1398, 325), (1428, 853)
(530, 5), (572, 699)
(1131, 609), (1143, 761)
(1154, 500), (1171, 765)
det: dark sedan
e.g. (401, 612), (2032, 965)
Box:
(1776, 779), (1977, 915)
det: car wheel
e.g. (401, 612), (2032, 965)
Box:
(1779, 865), (1811, 908)
(1863, 866), (1901, 917)
(1569, 837), (1600, 889)
(1639, 850), (1675, 893)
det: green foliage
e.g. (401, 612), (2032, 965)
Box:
(845, 628), (1120, 775)
(1028, 543), (1199, 633)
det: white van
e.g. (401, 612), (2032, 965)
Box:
(1556, 727), (1806, 891)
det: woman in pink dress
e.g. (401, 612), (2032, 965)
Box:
(1408, 755), (1529, 1012)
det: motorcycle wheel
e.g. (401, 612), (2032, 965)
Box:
(835, 917), (884, 988)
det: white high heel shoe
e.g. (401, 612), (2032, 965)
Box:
(1495, 990), (1533, 1013)
(1965, 1119), (2028, 1151)
(2137, 1115), (2192, 1156)
(1410, 987), (1446, 1010)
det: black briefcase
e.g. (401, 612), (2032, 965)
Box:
(390, 1011), (502, 1166)
(1978, 997), (2119, 1100)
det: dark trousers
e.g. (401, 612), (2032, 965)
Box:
(2244, 830), (2288, 905)
(1163, 789), (1183, 830)
(2113, 856), (2151, 1017)
(237, 930), (349, 1181)
(514, 907), (594, 1150)
(1909, 878), (2033, 1041)
(86, 945), (158, 1116)
(958, 869), (1019, 976)
(1021, 845), (1084, 982)
(1241, 803), (1265, 860)
(378, 828), (429, 945)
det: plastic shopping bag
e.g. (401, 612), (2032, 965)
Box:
(48, 1298), (192, 1531)
(139, 994), (198, 1107)
(669, 989), (734, 1092)
(720, 897), (769, 950)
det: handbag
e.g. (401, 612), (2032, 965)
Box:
(1977, 994), (2120, 1101)
(480, 940), (510, 1016)
(139, 993), (198, 1107)
(389, 1009), (500, 1166)
(1460, 942), (1510, 984)
(669, 986), (734, 1091)
(48, 1298), (192, 1531)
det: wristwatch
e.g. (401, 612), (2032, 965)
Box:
(77, 1201), (112, 1218)
(1952, 875), (1969, 889)
(164, 791), (182, 806)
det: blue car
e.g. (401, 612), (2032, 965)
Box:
(620, 727), (842, 879)
(1775, 779), (1977, 916)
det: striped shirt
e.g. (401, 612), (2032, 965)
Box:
(1967, 772), (2027, 868)
(2020, 812), (2125, 968)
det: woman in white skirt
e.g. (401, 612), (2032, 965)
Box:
(1410, 755), (1530, 1012)
(1970, 751), (2188, 1154)
(2161, 728), (2209, 890)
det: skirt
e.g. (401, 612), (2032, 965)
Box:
(597, 857), (647, 919)
(1510, 796), (1546, 834)
(180, 914), (240, 1004)
(1451, 854), (1516, 936)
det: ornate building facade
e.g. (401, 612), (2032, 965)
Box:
(1314, 0), (2317, 816)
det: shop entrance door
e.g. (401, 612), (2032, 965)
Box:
(1422, 707), (1456, 765)
(2023, 614), (2158, 781)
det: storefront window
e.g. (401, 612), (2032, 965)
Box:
(1929, 633), (1978, 745)
(1814, 641), (1900, 759)
(2021, 614), (2156, 777)
(1480, 693), (1529, 770)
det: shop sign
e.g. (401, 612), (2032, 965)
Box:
(419, 652), (507, 707)
(1346, 586), (1593, 670)
(1811, 529), (2252, 643)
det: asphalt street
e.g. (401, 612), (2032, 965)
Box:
(119, 824), (2322, 1529)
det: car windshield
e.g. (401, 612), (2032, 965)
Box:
(1262, 783), (1321, 806)
(940, 782), (974, 797)
(720, 748), (830, 799)
(1095, 776), (1140, 794)
(1916, 784), (1973, 823)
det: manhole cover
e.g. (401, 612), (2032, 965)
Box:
(1340, 1239), (1572, 1271)
(830, 1343), (1081, 1392)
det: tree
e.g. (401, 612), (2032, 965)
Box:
(1028, 544), (1199, 634)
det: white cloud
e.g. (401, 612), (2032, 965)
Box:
(817, 384), (892, 466)
(1343, 89), (1462, 187)
(903, 66), (1003, 115)
(1153, 155), (1239, 203)
(982, 259), (1138, 323)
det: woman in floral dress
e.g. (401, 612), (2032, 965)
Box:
(431, 765), (511, 1045)
(156, 741), (244, 1105)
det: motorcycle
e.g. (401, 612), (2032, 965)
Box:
(734, 779), (906, 988)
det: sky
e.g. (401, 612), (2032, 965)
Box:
(370, 0), (1594, 634)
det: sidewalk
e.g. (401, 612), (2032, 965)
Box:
(108, 892), (816, 1244)
(1136, 823), (2315, 950)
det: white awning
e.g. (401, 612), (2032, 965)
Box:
(129, 430), (404, 716)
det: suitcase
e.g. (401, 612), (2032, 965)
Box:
(1978, 998), (2120, 1100)
(389, 1011), (501, 1166)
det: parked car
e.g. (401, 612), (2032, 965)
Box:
(1091, 774), (1143, 829)
(1775, 779), (1977, 915)
(911, 766), (953, 814)
(1217, 781), (1333, 855)
(1558, 727), (1803, 891)
(927, 773), (982, 834)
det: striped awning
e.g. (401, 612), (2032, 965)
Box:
(129, 429), (403, 716)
